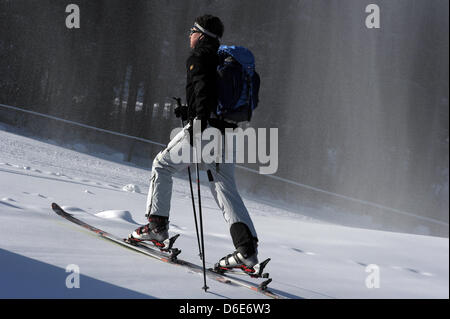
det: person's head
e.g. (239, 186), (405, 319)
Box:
(189, 14), (224, 49)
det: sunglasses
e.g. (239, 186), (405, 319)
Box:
(189, 27), (201, 37)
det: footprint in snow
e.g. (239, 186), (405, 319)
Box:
(21, 192), (45, 197)
(357, 263), (434, 277)
(355, 261), (368, 267)
(30, 193), (47, 199)
(392, 266), (434, 277)
(0, 199), (22, 210)
(291, 247), (316, 256)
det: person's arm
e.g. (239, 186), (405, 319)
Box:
(187, 55), (214, 127)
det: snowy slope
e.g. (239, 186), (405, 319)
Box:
(0, 126), (448, 299)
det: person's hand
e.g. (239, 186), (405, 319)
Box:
(174, 105), (188, 121)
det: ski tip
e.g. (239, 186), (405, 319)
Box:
(51, 203), (59, 209)
(171, 234), (180, 240)
(261, 258), (271, 265)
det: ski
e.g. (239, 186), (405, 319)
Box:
(51, 203), (285, 299)
(51, 203), (180, 262)
(137, 240), (279, 296)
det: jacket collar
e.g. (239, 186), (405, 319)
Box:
(192, 37), (220, 57)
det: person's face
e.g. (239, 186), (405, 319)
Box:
(189, 28), (203, 49)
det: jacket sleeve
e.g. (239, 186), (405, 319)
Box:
(186, 55), (215, 122)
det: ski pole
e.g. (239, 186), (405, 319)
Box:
(196, 159), (208, 292)
(184, 123), (203, 260)
(187, 165), (203, 260)
(173, 97), (203, 260)
(193, 120), (209, 292)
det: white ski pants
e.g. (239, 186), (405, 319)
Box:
(145, 124), (258, 239)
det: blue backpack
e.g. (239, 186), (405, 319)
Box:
(216, 45), (260, 123)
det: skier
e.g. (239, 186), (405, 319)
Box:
(128, 15), (259, 270)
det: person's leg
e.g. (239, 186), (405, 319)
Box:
(146, 127), (191, 218)
(206, 162), (259, 267)
(130, 127), (191, 243)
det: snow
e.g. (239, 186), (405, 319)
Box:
(94, 210), (138, 225)
(0, 126), (448, 299)
(122, 184), (141, 193)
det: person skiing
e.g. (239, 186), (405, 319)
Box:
(128, 14), (259, 270)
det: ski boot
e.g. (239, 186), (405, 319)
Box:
(127, 215), (171, 249)
(214, 251), (268, 275)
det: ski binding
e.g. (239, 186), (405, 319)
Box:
(212, 258), (271, 279)
(125, 234), (181, 260)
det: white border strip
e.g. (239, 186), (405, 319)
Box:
(0, 103), (448, 227)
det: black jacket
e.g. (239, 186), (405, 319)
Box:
(185, 38), (220, 124)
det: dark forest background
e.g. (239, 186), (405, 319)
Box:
(0, 0), (448, 236)
(0, 0), (291, 143)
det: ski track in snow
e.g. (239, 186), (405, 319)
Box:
(0, 127), (448, 299)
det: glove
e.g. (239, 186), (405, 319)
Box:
(174, 105), (188, 122)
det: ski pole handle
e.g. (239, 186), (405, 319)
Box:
(172, 97), (188, 124)
(172, 96), (182, 108)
